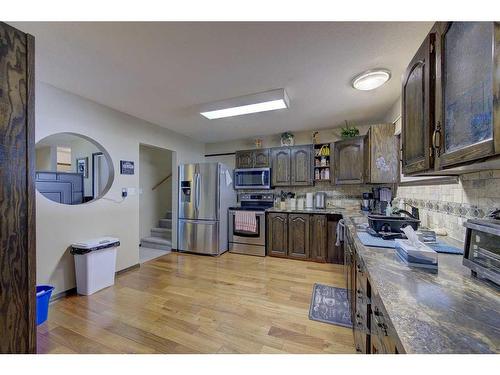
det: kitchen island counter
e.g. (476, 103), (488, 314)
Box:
(343, 214), (500, 354)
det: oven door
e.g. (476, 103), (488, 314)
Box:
(228, 211), (265, 245)
(234, 168), (271, 190)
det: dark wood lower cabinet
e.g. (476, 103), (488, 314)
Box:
(267, 212), (337, 263)
(327, 219), (343, 264)
(288, 214), (310, 259)
(309, 215), (327, 261)
(345, 226), (402, 354)
(370, 292), (398, 354)
(0, 22), (36, 354)
(267, 213), (288, 257)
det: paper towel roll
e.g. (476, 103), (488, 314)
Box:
(306, 193), (313, 208)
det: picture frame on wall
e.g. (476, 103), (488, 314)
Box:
(120, 160), (135, 175)
(76, 157), (89, 178)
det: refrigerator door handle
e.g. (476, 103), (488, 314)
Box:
(195, 173), (201, 212)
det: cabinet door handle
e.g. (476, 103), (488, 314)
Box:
(432, 121), (442, 156)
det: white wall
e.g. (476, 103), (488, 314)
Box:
(35, 145), (53, 170)
(139, 145), (173, 239)
(36, 82), (204, 294)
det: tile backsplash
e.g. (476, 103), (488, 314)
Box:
(394, 170), (500, 241)
(276, 181), (393, 209)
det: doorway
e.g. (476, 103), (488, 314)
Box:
(139, 144), (174, 263)
(92, 152), (110, 199)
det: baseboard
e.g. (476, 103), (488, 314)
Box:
(50, 287), (76, 302)
(49, 263), (140, 302)
(116, 263), (140, 275)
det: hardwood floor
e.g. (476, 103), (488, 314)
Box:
(37, 252), (354, 354)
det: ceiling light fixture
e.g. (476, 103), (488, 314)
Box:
(352, 69), (391, 91)
(200, 89), (289, 120)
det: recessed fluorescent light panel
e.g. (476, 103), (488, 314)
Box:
(200, 89), (289, 120)
(352, 69), (391, 91)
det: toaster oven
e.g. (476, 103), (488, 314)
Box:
(463, 215), (500, 286)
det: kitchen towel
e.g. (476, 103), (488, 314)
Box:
(335, 219), (345, 246)
(235, 211), (257, 233)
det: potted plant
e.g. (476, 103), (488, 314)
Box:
(340, 121), (360, 139)
(280, 131), (295, 146)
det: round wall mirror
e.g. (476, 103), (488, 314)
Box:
(35, 133), (114, 205)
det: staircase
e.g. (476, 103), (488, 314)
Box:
(140, 211), (172, 251)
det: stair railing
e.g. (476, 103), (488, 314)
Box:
(152, 173), (172, 191)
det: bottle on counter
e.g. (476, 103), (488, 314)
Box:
(385, 202), (393, 216)
(297, 197), (305, 209)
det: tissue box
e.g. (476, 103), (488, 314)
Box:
(394, 239), (438, 270)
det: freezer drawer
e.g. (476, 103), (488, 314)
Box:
(178, 219), (220, 255)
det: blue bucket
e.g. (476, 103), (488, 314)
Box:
(36, 285), (54, 325)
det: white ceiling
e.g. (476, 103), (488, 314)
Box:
(12, 22), (433, 143)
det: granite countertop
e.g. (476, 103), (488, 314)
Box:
(344, 214), (500, 354)
(265, 207), (345, 215)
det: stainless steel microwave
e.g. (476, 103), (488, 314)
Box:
(463, 216), (500, 286)
(234, 168), (271, 190)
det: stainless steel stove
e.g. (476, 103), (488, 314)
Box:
(228, 192), (274, 257)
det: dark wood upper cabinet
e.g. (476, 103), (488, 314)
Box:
(402, 32), (436, 175)
(254, 149), (270, 168)
(333, 136), (366, 184)
(366, 124), (400, 183)
(287, 214), (310, 259)
(235, 150), (254, 168)
(270, 145), (313, 187)
(267, 212), (288, 257)
(434, 22), (500, 169)
(310, 215), (327, 262)
(271, 147), (291, 186)
(290, 145), (313, 185)
(401, 22), (500, 175)
(0, 22), (36, 354)
(235, 149), (271, 169)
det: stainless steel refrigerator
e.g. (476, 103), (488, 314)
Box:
(178, 162), (236, 255)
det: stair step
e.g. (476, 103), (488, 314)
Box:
(165, 211), (172, 219)
(151, 227), (172, 239)
(159, 218), (172, 229)
(140, 236), (172, 251)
